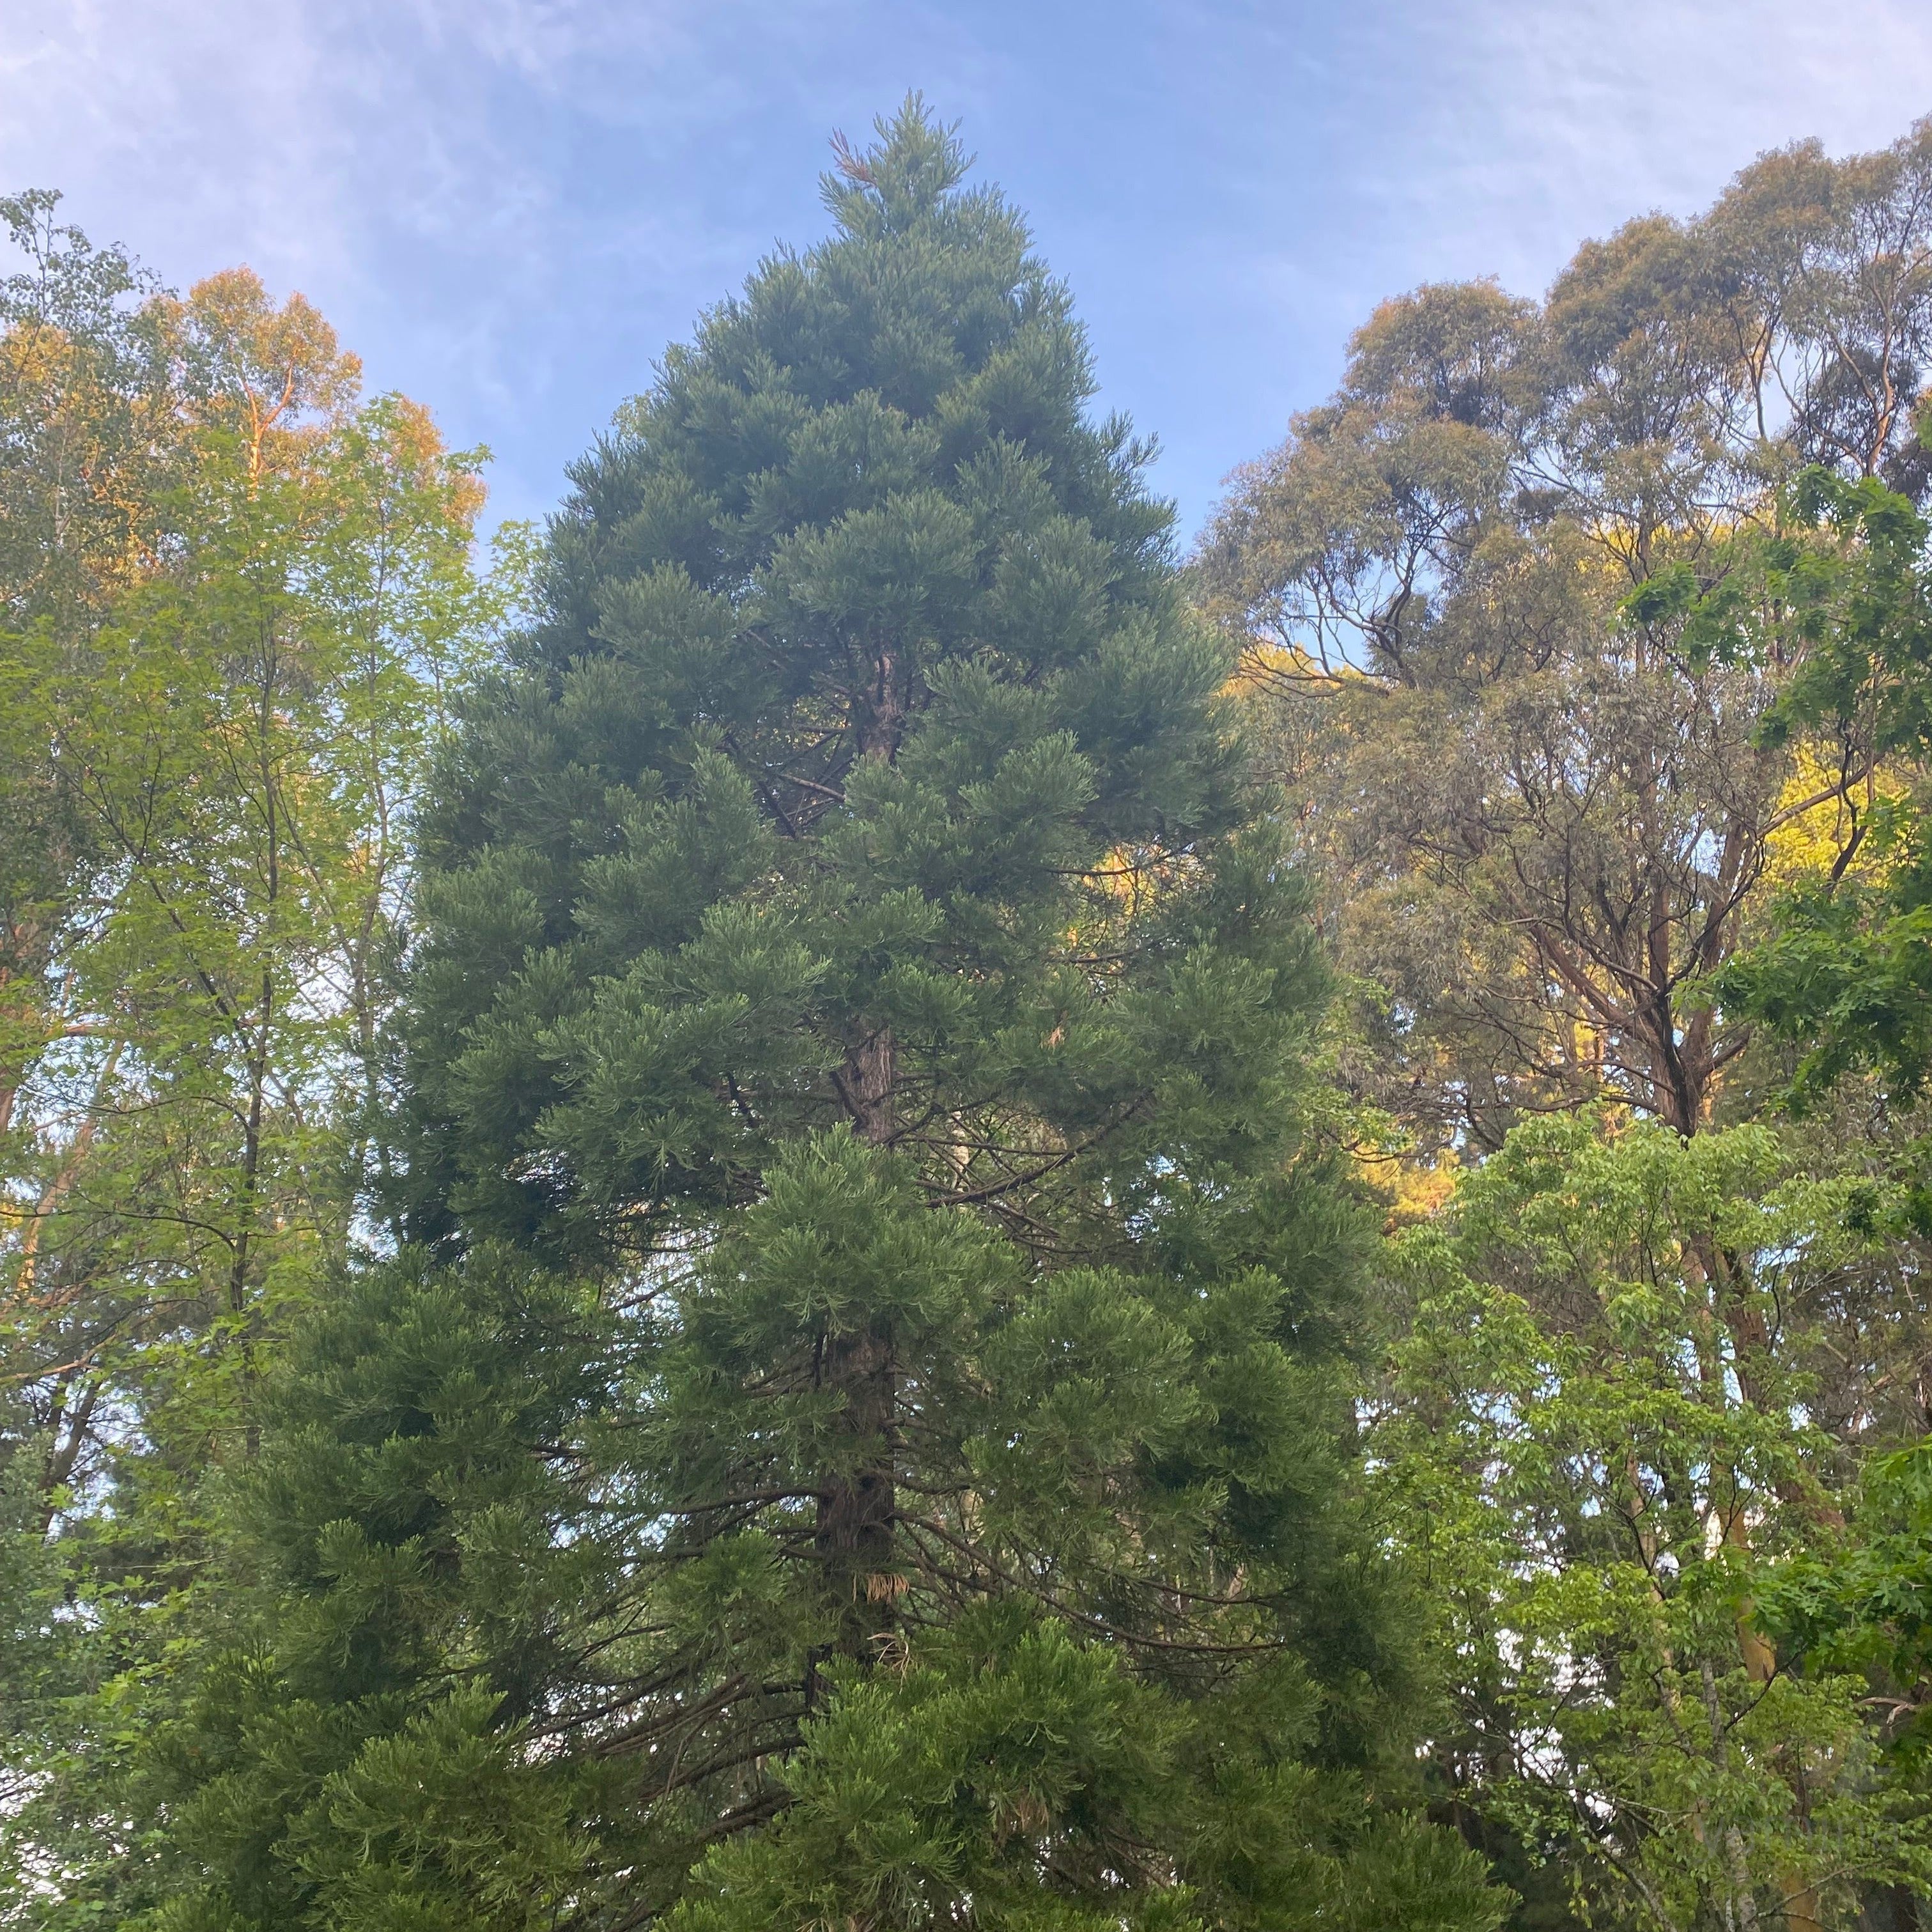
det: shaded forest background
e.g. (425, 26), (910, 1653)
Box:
(8, 100), (1932, 1932)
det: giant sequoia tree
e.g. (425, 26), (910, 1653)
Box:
(141, 107), (1503, 1932)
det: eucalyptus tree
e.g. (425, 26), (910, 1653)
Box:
(1200, 119), (1932, 1154)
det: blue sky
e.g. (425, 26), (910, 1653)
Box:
(6, 1), (1932, 542)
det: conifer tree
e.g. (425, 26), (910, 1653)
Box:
(148, 103), (1504, 1932)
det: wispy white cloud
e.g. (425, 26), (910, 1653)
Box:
(3, 0), (1929, 530)
(1381, 0), (1932, 284)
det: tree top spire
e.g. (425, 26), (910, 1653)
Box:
(821, 93), (975, 236)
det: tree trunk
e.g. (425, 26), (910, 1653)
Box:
(814, 660), (905, 1661)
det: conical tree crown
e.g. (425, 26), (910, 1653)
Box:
(401, 98), (1253, 1262)
(150, 103), (1504, 1932)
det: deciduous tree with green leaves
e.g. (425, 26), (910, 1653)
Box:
(0, 219), (500, 1924)
(1692, 466), (1932, 1111)
(1377, 1115), (1932, 1932)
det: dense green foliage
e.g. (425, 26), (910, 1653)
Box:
(1693, 470), (1932, 1106)
(1381, 1117), (1931, 1929)
(57, 107), (1499, 1932)
(14, 92), (1932, 1932)
(0, 196), (499, 1923)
